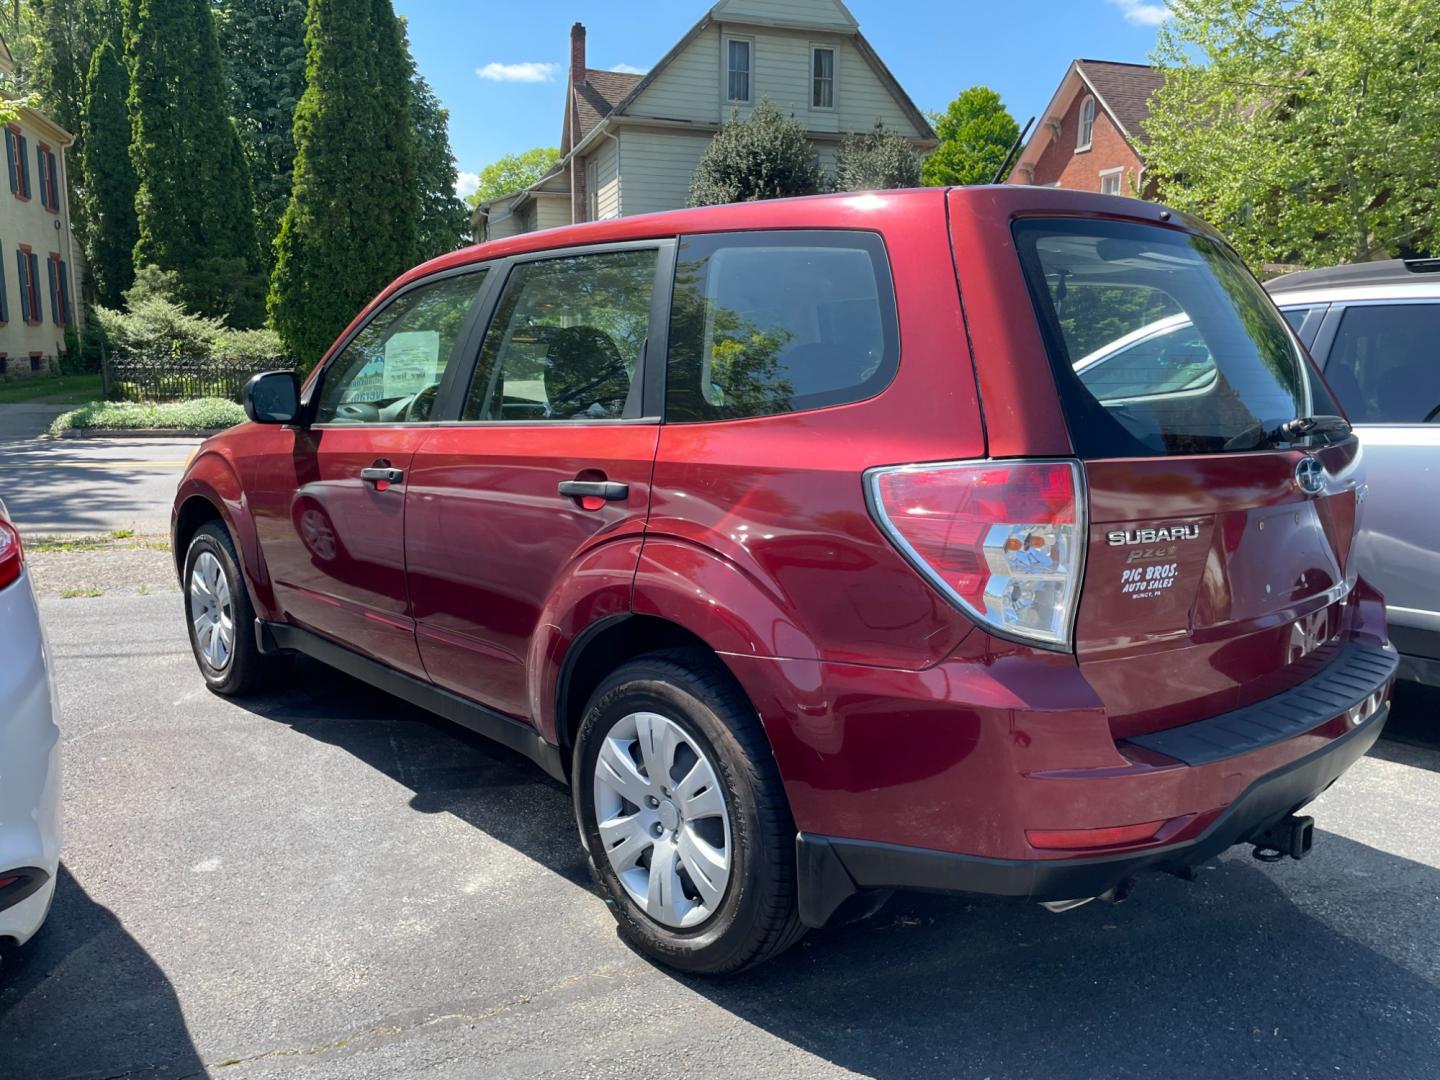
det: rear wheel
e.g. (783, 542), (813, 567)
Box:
(183, 521), (280, 696)
(573, 649), (804, 974)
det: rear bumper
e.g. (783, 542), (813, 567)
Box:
(797, 698), (1388, 926)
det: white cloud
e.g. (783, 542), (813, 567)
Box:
(1106, 0), (1171, 26)
(455, 170), (480, 200)
(607, 63), (645, 75)
(476, 61), (559, 84)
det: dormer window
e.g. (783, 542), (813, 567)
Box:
(726, 38), (752, 103)
(1076, 95), (1095, 152)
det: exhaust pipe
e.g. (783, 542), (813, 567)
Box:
(1251, 815), (1315, 863)
(1039, 877), (1135, 913)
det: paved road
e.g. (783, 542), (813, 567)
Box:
(0, 404), (197, 536)
(3, 594), (1438, 1079)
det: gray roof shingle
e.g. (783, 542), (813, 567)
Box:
(1076, 59), (1165, 144)
(574, 68), (644, 143)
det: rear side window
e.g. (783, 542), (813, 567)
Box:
(1324, 303), (1440, 424)
(665, 230), (898, 423)
(463, 248), (657, 421)
(1015, 218), (1319, 457)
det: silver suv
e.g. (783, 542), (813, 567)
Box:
(1267, 260), (1440, 687)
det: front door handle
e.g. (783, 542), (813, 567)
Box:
(361, 466), (404, 488)
(557, 480), (628, 501)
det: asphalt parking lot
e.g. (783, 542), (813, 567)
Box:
(3, 593), (1438, 1080)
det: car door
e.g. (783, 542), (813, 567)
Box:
(247, 267), (492, 677)
(1310, 299), (1440, 671)
(404, 241), (671, 719)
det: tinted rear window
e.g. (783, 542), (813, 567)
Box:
(1014, 219), (1318, 457)
(665, 230), (897, 423)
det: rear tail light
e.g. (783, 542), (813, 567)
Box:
(1027, 820), (1165, 850)
(866, 459), (1085, 649)
(0, 520), (22, 591)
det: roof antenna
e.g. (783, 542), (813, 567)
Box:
(990, 116), (1035, 186)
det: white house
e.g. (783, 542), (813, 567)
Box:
(0, 35), (81, 377)
(473, 0), (936, 241)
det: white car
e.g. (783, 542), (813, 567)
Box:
(0, 499), (61, 960)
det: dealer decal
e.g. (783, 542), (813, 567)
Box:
(1120, 561), (1179, 598)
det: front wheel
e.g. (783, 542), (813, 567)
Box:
(573, 649), (804, 974)
(183, 521), (281, 696)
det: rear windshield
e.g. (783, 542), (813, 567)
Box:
(1014, 218), (1317, 457)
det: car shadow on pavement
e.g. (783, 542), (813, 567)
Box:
(684, 831), (1440, 1079)
(0, 865), (205, 1080)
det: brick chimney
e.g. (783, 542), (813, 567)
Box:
(570, 22), (588, 222)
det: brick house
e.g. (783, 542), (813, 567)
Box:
(1007, 59), (1163, 197)
(0, 35), (82, 378)
(472, 0), (936, 241)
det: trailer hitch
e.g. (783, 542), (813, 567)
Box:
(1251, 815), (1315, 863)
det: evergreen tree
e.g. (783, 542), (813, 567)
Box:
(269, 0), (418, 367)
(834, 123), (922, 191)
(922, 86), (1020, 187)
(125, 0), (264, 324)
(80, 36), (137, 306)
(689, 100), (821, 207)
(213, 0), (307, 274)
(406, 35), (467, 260)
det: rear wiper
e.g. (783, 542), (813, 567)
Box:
(1262, 414), (1352, 446)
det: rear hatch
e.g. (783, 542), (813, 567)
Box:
(1010, 216), (1363, 738)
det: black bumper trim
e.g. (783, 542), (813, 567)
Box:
(796, 701), (1389, 928)
(0, 866), (51, 916)
(1123, 642), (1396, 766)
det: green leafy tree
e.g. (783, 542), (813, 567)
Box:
(1145, 0), (1440, 266)
(834, 122), (922, 191)
(125, 0), (264, 324)
(688, 99), (821, 207)
(80, 36), (137, 306)
(402, 20), (467, 260)
(269, 0), (419, 368)
(464, 146), (559, 209)
(922, 86), (1020, 187)
(213, 0), (308, 273)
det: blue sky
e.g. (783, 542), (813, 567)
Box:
(395, 0), (1171, 197)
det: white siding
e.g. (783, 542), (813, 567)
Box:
(533, 193), (572, 231)
(629, 25), (922, 138)
(712, 0), (856, 30)
(591, 138), (621, 219)
(618, 128), (715, 217)
(485, 203), (524, 241)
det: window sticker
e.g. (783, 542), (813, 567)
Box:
(383, 330), (443, 398)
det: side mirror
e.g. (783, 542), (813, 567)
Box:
(244, 371), (303, 425)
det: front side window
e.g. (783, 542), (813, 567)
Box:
(463, 249), (657, 422)
(1324, 303), (1440, 424)
(666, 231), (898, 423)
(812, 47), (835, 109)
(316, 270), (487, 425)
(1015, 218), (1320, 457)
(727, 39), (751, 103)
(1077, 96), (1095, 151)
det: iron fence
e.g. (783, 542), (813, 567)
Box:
(104, 354), (296, 403)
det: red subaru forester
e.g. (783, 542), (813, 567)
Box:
(174, 188), (1396, 973)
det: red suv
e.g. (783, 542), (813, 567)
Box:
(174, 188), (1397, 973)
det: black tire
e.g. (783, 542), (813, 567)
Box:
(182, 521), (281, 696)
(573, 648), (805, 974)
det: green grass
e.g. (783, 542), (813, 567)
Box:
(27, 533), (170, 553)
(0, 373), (104, 404)
(58, 586), (104, 599)
(49, 397), (245, 435)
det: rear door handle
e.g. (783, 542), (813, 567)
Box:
(361, 467), (404, 486)
(557, 480), (628, 501)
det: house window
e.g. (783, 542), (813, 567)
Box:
(15, 247), (41, 324)
(29, 352), (43, 373)
(1077, 95), (1096, 152)
(37, 144), (59, 213)
(726, 38), (752, 103)
(1099, 168), (1123, 196)
(5, 126), (31, 200)
(811, 46), (835, 109)
(585, 157), (598, 222)
(47, 252), (70, 327)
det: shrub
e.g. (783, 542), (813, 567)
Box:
(49, 398), (246, 435)
(834, 123), (923, 191)
(92, 295), (226, 360)
(689, 100), (822, 207)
